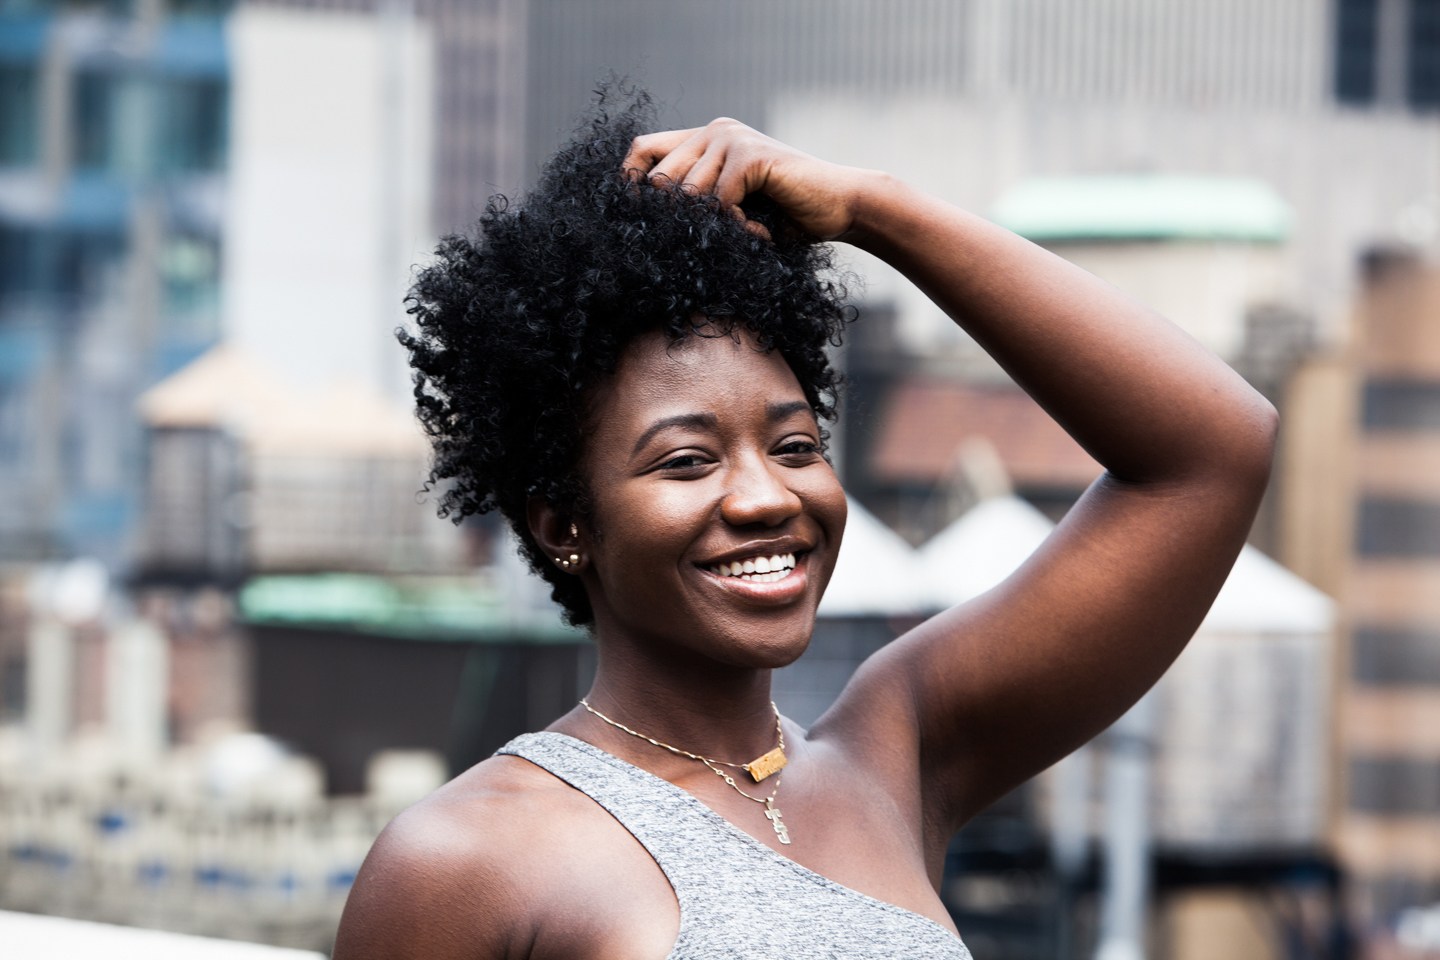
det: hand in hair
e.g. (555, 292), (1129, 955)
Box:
(624, 118), (874, 242)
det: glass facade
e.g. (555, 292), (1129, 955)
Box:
(0, 3), (228, 564)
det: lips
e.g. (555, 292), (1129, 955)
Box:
(696, 549), (812, 605)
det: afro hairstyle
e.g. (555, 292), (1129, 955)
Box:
(400, 87), (854, 626)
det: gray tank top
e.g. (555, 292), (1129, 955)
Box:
(498, 732), (973, 960)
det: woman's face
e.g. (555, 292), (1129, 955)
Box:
(576, 327), (847, 669)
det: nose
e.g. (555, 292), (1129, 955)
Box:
(720, 452), (803, 528)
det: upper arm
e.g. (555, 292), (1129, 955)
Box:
(332, 803), (524, 960)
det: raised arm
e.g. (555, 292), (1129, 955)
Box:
(625, 120), (1277, 836)
(835, 168), (1277, 824)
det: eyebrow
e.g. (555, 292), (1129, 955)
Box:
(767, 400), (816, 424)
(630, 401), (816, 457)
(631, 412), (720, 456)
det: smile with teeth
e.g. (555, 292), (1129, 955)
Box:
(707, 553), (798, 584)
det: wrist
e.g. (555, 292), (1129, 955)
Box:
(834, 169), (916, 250)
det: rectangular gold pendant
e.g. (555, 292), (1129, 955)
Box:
(744, 747), (787, 783)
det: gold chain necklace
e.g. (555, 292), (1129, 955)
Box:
(579, 698), (792, 845)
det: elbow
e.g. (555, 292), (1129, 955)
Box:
(1232, 390), (1280, 496)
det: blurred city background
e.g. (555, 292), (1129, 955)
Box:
(0, 0), (1438, 956)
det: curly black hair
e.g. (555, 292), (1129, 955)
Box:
(400, 88), (854, 626)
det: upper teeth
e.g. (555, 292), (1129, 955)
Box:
(708, 553), (798, 582)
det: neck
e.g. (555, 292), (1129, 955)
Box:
(580, 640), (782, 764)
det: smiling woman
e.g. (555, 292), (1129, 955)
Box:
(331, 89), (1278, 960)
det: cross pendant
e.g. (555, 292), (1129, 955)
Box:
(764, 798), (791, 845)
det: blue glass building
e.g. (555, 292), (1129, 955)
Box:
(0, 0), (231, 567)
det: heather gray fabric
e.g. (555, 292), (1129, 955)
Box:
(498, 732), (973, 960)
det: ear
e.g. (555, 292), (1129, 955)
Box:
(527, 497), (584, 574)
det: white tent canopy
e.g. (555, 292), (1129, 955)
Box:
(818, 497), (932, 617)
(915, 495), (1333, 633)
(905, 493), (1335, 856)
(918, 495), (1056, 609)
(1202, 544), (1334, 633)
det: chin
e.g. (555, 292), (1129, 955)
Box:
(719, 615), (816, 670)
(743, 642), (810, 671)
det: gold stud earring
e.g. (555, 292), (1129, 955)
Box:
(562, 523), (580, 569)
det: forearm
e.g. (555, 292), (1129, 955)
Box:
(841, 172), (1277, 486)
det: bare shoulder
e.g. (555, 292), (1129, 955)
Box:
(332, 753), (594, 960)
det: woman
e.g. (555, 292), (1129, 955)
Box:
(333, 93), (1276, 959)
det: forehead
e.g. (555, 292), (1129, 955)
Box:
(587, 328), (809, 433)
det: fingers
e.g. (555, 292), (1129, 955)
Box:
(622, 119), (779, 241)
(677, 144), (728, 195)
(624, 119), (755, 192)
(622, 126), (704, 179)
(648, 133), (727, 194)
(738, 217), (773, 242)
(713, 156), (762, 210)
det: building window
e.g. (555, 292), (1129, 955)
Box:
(1411, 0), (1440, 107)
(72, 70), (227, 175)
(0, 225), (39, 309)
(1362, 379), (1440, 428)
(160, 232), (220, 339)
(158, 76), (227, 172)
(1336, 0), (1380, 104)
(0, 225), (125, 313)
(73, 70), (132, 173)
(1353, 625), (1440, 684)
(0, 63), (38, 166)
(1335, 0), (1440, 109)
(1358, 497), (1440, 556)
(1350, 756), (1440, 814)
(167, 0), (236, 15)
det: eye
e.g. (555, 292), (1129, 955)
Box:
(655, 450), (714, 472)
(775, 439), (823, 462)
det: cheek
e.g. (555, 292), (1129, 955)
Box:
(808, 471), (848, 565)
(588, 480), (712, 565)
(805, 464), (847, 520)
(830, 486), (849, 530)
(646, 480), (721, 523)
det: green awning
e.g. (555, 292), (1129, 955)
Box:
(238, 573), (586, 644)
(991, 175), (1290, 243)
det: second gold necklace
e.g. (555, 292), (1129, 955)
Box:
(579, 698), (792, 844)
